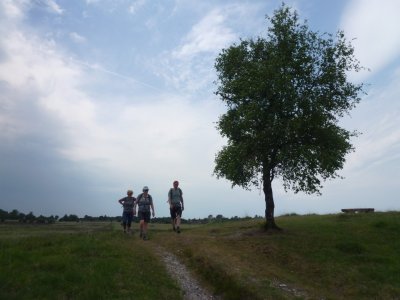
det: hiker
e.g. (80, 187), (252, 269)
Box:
(118, 190), (136, 234)
(135, 186), (155, 240)
(168, 180), (184, 233)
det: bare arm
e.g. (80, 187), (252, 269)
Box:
(133, 198), (137, 215)
(168, 189), (172, 207)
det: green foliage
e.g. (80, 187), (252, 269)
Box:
(214, 4), (364, 195)
(0, 208), (260, 225)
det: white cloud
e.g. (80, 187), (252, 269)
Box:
(0, 32), (95, 151)
(152, 6), (239, 93)
(128, 0), (146, 14)
(0, 21), (212, 175)
(340, 0), (400, 80)
(172, 8), (236, 59)
(343, 75), (400, 173)
(69, 32), (87, 43)
(154, 2), (265, 93)
(0, 4), (224, 201)
(0, 0), (28, 20)
(44, 0), (64, 15)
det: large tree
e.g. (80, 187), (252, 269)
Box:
(213, 4), (365, 229)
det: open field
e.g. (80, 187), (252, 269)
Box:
(152, 212), (400, 299)
(1, 212), (399, 299)
(0, 221), (181, 299)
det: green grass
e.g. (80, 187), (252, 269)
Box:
(1, 212), (399, 299)
(152, 212), (400, 299)
(0, 222), (181, 300)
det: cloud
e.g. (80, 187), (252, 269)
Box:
(335, 0), (400, 213)
(172, 8), (236, 59)
(340, 0), (400, 80)
(343, 74), (400, 174)
(69, 32), (87, 43)
(152, 2), (266, 94)
(128, 0), (146, 14)
(0, 0), (28, 20)
(72, 59), (161, 91)
(0, 1), (220, 171)
(42, 0), (64, 15)
(0, 0), (228, 217)
(152, 6), (239, 93)
(0, 2), (111, 214)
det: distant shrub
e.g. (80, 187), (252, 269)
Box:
(280, 213), (299, 217)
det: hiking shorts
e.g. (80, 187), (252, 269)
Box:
(122, 211), (133, 225)
(138, 211), (151, 223)
(170, 206), (182, 219)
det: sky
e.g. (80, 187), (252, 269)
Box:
(0, 0), (399, 219)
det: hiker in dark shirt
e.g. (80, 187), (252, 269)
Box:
(118, 190), (136, 234)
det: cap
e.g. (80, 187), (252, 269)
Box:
(143, 186), (149, 191)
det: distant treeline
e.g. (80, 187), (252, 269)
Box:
(0, 209), (263, 224)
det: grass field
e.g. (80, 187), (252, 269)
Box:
(1, 212), (399, 299)
(0, 222), (181, 300)
(152, 212), (400, 299)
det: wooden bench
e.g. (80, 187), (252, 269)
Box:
(341, 208), (374, 213)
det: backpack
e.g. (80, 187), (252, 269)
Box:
(136, 193), (152, 211)
(169, 188), (182, 198)
(169, 188), (182, 206)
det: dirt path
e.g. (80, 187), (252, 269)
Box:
(150, 244), (219, 300)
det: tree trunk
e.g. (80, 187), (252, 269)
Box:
(263, 173), (280, 230)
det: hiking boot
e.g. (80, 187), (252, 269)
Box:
(139, 231), (143, 238)
(143, 235), (148, 240)
(173, 226), (176, 232)
(177, 227), (180, 234)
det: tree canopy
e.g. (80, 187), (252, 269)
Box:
(213, 4), (365, 229)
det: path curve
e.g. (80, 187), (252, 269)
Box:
(151, 244), (218, 300)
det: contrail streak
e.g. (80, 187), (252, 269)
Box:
(69, 57), (162, 92)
